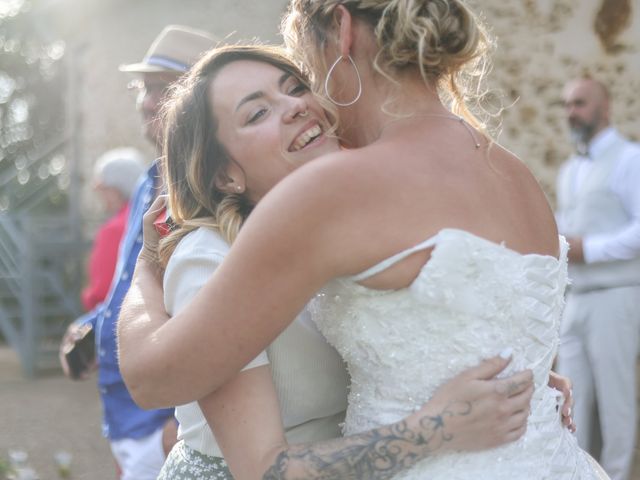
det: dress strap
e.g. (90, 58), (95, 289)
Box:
(558, 235), (569, 262)
(350, 234), (440, 282)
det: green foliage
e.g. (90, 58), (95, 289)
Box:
(0, 457), (14, 479)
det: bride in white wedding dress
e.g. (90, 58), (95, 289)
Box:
(118, 0), (609, 478)
(310, 229), (602, 478)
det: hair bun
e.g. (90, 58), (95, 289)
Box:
(376, 0), (485, 79)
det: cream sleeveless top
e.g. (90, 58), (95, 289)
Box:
(164, 227), (348, 457)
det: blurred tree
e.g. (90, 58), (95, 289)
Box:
(0, 0), (69, 214)
(0, 1), (83, 373)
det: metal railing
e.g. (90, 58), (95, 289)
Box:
(0, 213), (85, 376)
(0, 50), (85, 377)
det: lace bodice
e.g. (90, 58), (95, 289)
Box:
(310, 229), (600, 479)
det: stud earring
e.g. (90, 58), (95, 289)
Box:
(235, 185), (243, 193)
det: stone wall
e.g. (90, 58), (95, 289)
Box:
(472, 0), (639, 201)
(47, 0), (639, 213)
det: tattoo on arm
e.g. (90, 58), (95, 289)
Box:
(262, 401), (472, 480)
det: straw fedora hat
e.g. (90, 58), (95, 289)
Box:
(119, 25), (217, 74)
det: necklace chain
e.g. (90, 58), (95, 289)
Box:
(380, 113), (481, 149)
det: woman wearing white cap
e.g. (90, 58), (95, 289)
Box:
(81, 147), (145, 310)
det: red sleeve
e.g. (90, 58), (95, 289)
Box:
(81, 207), (128, 310)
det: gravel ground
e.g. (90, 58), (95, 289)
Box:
(0, 346), (113, 480)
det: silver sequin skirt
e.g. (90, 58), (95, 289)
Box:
(158, 441), (233, 480)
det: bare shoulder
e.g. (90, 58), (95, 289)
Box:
(490, 143), (546, 191)
(255, 148), (382, 221)
(489, 144), (559, 246)
(235, 148), (383, 278)
(283, 148), (375, 195)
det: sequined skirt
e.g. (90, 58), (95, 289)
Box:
(158, 441), (233, 480)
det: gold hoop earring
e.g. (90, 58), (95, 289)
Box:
(324, 55), (362, 107)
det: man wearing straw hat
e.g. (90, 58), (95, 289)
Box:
(59, 25), (216, 479)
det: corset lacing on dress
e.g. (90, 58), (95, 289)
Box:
(310, 229), (601, 479)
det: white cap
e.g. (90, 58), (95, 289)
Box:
(93, 148), (146, 199)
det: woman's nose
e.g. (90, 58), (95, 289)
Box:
(283, 97), (309, 123)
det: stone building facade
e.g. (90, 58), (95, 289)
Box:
(473, 0), (639, 200)
(45, 0), (639, 211)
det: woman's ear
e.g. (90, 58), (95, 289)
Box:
(334, 4), (353, 58)
(214, 162), (245, 195)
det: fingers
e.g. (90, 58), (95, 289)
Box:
(504, 422), (528, 443)
(146, 194), (168, 220)
(561, 410), (576, 432)
(561, 387), (574, 414)
(548, 371), (572, 398)
(464, 352), (512, 381)
(492, 384), (533, 444)
(561, 394), (573, 418)
(548, 372), (575, 431)
(504, 404), (530, 432)
(59, 348), (71, 377)
(493, 369), (533, 397)
(561, 392), (575, 432)
(142, 195), (167, 237)
(139, 194), (168, 265)
(504, 382), (534, 415)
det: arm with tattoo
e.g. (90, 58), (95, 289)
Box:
(202, 353), (533, 480)
(263, 401), (472, 480)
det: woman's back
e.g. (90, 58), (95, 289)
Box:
(298, 122), (606, 477)
(309, 226), (602, 478)
(292, 117), (560, 293)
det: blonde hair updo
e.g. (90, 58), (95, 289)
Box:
(282, 0), (494, 130)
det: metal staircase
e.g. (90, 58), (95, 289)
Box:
(0, 184), (85, 377)
(0, 49), (86, 377)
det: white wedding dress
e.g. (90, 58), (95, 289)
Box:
(310, 229), (606, 479)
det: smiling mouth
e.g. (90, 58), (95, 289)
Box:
(289, 124), (323, 152)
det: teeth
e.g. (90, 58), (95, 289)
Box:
(291, 124), (322, 151)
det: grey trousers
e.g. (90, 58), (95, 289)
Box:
(557, 285), (640, 480)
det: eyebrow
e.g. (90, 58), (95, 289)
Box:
(234, 72), (292, 112)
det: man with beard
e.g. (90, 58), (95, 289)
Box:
(555, 76), (640, 480)
(59, 25), (216, 480)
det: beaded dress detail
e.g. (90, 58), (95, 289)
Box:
(310, 229), (602, 479)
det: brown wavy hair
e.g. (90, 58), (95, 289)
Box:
(157, 44), (313, 267)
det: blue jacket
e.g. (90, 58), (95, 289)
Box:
(80, 162), (173, 440)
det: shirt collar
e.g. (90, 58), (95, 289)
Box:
(587, 127), (618, 160)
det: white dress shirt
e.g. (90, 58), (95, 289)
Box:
(556, 127), (640, 263)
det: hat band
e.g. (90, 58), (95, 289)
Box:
(146, 55), (189, 72)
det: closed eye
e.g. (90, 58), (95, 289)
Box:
(282, 73), (308, 97)
(288, 83), (308, 96)
(247, 107), (268, 125)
